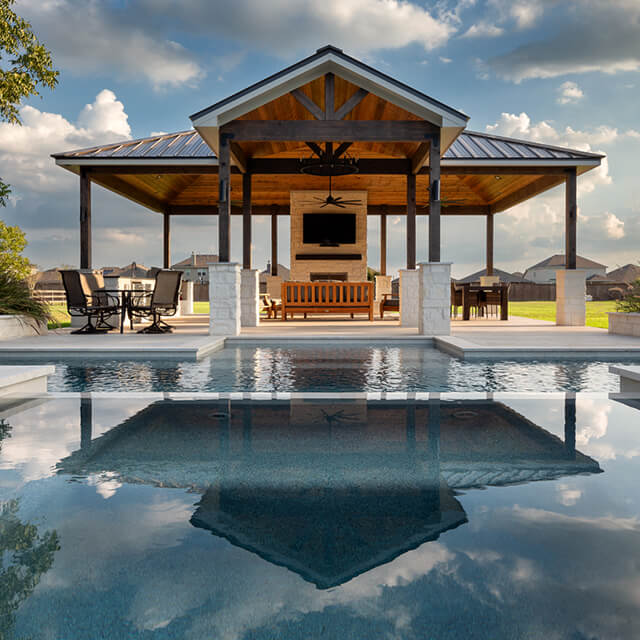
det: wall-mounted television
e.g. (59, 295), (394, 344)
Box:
(303, 213), (356, 245)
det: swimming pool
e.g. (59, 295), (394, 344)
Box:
(8, 344), (638, 392)
(2, 392), (640, 639)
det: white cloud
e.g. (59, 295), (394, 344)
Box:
(557, 81), (584, 105)
(605, 212), (625, 239)
(461, 22), (504, 38)
(440, 56), (453, 64)
(487, 0), (545, 30)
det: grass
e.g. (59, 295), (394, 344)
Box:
(193, 301), (209, 314)
(46, 304), (71, 329)
(509, 300), (617, 329)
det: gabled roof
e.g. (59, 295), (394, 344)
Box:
(190, 45), (469, 129)
(526, 254), (607, 271)
(456, 268), (532, 284)
(171, 254), (219, 268)
(607, 264), (640, 283)
(52, 129), (602, 165)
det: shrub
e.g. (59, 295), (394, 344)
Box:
(616, 278), (640, 313)
(0, 270), (49, 324)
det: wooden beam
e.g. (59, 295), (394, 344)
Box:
(218, 133), (231, 262)
(271, 213), (278, 275)
(565, 167), (577, 270)
(489, 175), (564, 213)
(91, 174), (165, 212)
(334, 88), (369, 120)
(230, 142), (248, 173)
(222, 120), (440, 142)
(486, 213), (494, 276)
(85, 165), (219, 175)
(441, 165), (587, 176)
(429, 131), (441, 262)
(324, 73), (335, 120)
(380, 213), (387, 275)
(411, 142), (430, 174)
(290, 88), (324, 120)
(242, 172), (252, 269)
(163, 212), (171, 268)
(248, 157), (412, 175)
(406, 173), (416, 269)
(305, 141), (324, 158)
(80, 168), (91, 269)
(333, 142), (352, 158)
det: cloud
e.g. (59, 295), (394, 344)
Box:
(461, 22), (504, 38)
(18, 0), (203, 89)
(488, 0), (640, 82)
(557, 81), (584, 105)
(488, 0), (545, 30)
(604, 212), (625, 239)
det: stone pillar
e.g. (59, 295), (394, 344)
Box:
(418, 262), (452, 336)
(556, 269), (586, 326)
(399, 269), (419, 327)
(177, 280), (194, 316)
(265, 275), (283, 299)
(375, 274), (393, 317)
(480, 275), (500, 286)
(240, 268), (260, 327)
(209, 263), (241, 336)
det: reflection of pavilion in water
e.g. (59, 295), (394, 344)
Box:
(59, 396), (601, 589)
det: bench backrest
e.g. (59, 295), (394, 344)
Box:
(282, 281), (373, 306)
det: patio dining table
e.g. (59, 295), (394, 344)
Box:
(99, 288), (135, 333)
(460, 283), (509, 321)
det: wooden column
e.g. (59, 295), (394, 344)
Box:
(565, 167), (577, 269)
(380, 213), (387, 275)
(406, 173), (416, 269)
(486, 213), (494, 276)
(80, 395), (92, 451)
(218, 133), (231, 262)
(163, 212), (171, 268)
(242, 172), (252, 269)
(80, 168), (91, 269)
(564, 393), (576, 460)
(429, 133), (441, 262)
(271, 212), (278, 276)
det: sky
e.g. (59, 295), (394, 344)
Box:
(1, 0), (639, 279)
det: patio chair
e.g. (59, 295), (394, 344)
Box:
(451, 282), (463, 318)
(130, 270), (182, 334)
(60, 270), (119, 334)
(260, 293), (281, 319)
(380, 293), (399, 319)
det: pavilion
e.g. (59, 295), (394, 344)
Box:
(52, 45), (603, 336)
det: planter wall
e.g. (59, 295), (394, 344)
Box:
(608, 312), (640, 337)
(0, 314), (47, 339)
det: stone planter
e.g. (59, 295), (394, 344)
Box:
(0, 314), (47, 339)
(608, 312), (640, 337)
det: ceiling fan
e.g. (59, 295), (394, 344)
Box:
(308, 173), (362, 208)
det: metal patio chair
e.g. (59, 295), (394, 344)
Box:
(130, 270), (182, 334)
(60, 270), (120, 334)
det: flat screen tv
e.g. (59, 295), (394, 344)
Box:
(303, 213), (356, 245)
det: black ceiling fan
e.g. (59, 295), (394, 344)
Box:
(312, 174), (362, 208)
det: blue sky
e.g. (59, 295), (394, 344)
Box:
(1, 0), (639, 277)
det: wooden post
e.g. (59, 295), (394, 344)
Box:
(80, 395), (92, 450)
(565, 167), (577, 269)
(218, 133), (231, 262)
(486, 213), (494, 276)
(271, 212), (278, 276)
(564, 393), (576, 459)
(380, 213), (387, 275)
(406, 173), (416, 269)
(242, 172), (252, 269)
(80, 168), (91, 269)
(324, 72), (335, 119)
(163, 212), (171, 269)
(429, 133), (441, 262)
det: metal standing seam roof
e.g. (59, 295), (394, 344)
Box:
(52, 129), (603, 163)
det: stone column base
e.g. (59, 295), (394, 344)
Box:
(240, 269), (260, 327)
(177, 281), (194, 316)
(418, 262), (452, 336)
(209, 263), (241, 336)
(400, 269), (419, 327)
(556, 269), (586, 326)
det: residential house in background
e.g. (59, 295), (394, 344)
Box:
(171, 254), (219, 284)
(524, 255), (606, 284)
(259, 262), (290, 294)
(607, 263), (640, 284)
(456, 268), (532, 284)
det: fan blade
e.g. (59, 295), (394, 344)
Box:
(336, 199), (361, 205)
(319, 202), (330, 208)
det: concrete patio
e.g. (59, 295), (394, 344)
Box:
(1, 314), (640, 360)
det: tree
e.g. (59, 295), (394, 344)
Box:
(0, 0), (59, 197)
(0, 220), (30, 280)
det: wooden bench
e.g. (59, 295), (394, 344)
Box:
(281, 281), (374, 321)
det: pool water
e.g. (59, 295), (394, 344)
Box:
(2, 393), (640, 639)
(8, 344), (640, 392)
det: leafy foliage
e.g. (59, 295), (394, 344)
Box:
(616, 278), (640, 313)
(0, 270), (49, 323)
(0, 221), (30, 280)
(0, 499), (60, 637)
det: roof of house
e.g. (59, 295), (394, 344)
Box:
(171, 254), (219, 268)
(525, 254), (607, 271)
(260, 264), (290, 280)
(607, 263), (640, 283)
(31, 268), (63, 289)
(102, 262), (152, 278)
(456, 268), (532, 284)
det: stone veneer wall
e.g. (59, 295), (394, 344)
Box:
(556, 269), (586, 326)
(418, 262), (451, 336)
(608, 312), (640, 337)
(208, 263), (241, 336)
(289, 190), (367, 281)
(0, 315), (47, 339)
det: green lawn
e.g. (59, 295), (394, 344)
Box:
(193, 301), (209, 314)
(509, 300), (617, 329)
(47, 304), (71, 328)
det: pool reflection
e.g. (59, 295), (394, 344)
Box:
(57, 395), (601, 589)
